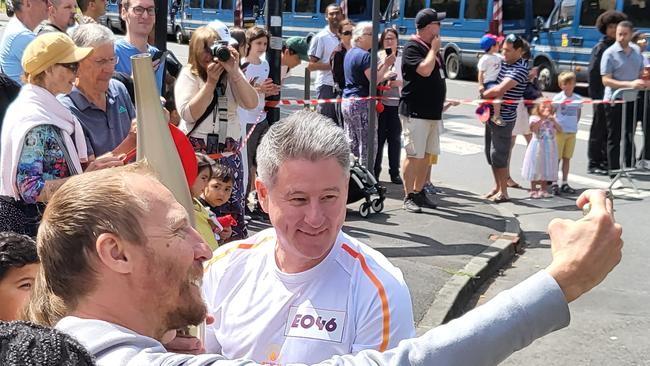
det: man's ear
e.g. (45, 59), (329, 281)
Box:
(255, 177), (269, 213)
(96, 233), (134, 274)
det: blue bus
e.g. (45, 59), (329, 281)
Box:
(531, 0), (650, 91)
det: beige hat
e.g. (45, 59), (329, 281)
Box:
(22, 32), (93, 76)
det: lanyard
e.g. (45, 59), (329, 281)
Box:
(411, 35), (431, 51)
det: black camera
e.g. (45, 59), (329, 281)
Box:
(210, 40), (231, 62)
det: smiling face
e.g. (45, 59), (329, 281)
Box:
(43, 63), (78, 95)
(257, 158), (348, 273)
(121, 0), (155, 39)
(0, 264), (39, 321)
(129, 177), (212, 331)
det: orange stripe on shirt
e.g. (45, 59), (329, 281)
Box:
(341, 243), (390, 352)
(203, 236), (274, 272)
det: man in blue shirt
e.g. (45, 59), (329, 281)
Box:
(60, 23), (136, 157)
(0, 0), (48, 84)
(600, 20), (649, 173)
(114, 0), (165, 94)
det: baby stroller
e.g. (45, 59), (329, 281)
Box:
(347, 155), (387, 218)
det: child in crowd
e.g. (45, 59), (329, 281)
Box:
(240, 27), (279, 220)
(522, 102), (562, 198)
(0, 232), (39, 321)
(477, 34), (503, 125)
(191, 153), (222, 251)
(201, 164), (236, 243)
(551, 72), (582, 195)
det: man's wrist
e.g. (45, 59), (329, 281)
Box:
(544, 265), (581, 303)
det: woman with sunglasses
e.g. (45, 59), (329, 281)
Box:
(0, 32), (124, 236)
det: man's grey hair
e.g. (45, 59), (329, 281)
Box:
(352, 21), (372, 47)
(256, 110), (351, 187)
(71, 23), (115, 48)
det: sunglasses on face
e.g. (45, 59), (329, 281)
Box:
(58, 62), (79, 73)
(341, 30), (352, 36)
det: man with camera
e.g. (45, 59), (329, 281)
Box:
(114, 0), (166, 94)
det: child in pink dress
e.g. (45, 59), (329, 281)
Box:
(521, 102), (562, 198)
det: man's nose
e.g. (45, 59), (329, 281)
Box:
(303, 200), (325, 228)
(191, 227), (213, 260)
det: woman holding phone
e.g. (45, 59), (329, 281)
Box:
(374, 27), (403, 184)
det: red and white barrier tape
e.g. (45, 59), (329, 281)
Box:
(265, 96), (626, 108)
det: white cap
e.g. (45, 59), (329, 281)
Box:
(207, 20), (237, 46)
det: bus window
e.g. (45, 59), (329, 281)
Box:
(205, 0), (218, 9)
(464, 0), (487, 19)
(533, 0), (555, 18)
(549, 0), (575, 28)
(346, 0), (367, 15)
(221, 0), (232, 9)
(624, 0), (650, 28)
(404, 0), (425, 18)
(296, 0), (316, 13)
(430, 0), (460, 18)
(579, 0), (614, 27)
(189, 0), (200, 8)
(503, 0), (525, 20)
(283, 0), (292, 12)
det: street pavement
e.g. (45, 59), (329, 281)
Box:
(2, 15), (649, 363)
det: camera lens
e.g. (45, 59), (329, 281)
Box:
(210, 42), (231, 62)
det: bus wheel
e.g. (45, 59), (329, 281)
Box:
(537, 61), (558, 91)
(176, 27), (186, 44)
(445, 52), (462, 80)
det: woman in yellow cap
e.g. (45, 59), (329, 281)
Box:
(0, 32), (124, 236)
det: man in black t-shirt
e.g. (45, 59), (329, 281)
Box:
(399, 8), (447, 213)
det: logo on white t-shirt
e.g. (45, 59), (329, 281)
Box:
(284, 304), (346, 342)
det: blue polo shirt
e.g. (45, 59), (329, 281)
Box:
(600, 42), (644, 100)
(59, 79), (135, 157)
(0, 17), (36, 84)
(114, 38), (165, 94)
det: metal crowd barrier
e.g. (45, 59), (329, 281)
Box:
(608, 88), (647, 193)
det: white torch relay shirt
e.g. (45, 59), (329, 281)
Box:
(201, 228), (416, 365)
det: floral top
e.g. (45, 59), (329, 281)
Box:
(16, 125), (73, 203)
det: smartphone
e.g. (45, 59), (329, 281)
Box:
(206, 133), (220, 155)
(152, 50), (168, 62)
(385, 48), (392, 56)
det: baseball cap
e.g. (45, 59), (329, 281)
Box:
(207, 20), (238, 46)
(22, 33), (93, 76)
(479, 34), (504, 51)
(285, 34), (313, 61)
(415, 8), (446, 29)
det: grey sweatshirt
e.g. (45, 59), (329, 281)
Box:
(56, 270), (570, 366)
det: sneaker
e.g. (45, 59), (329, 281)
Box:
(403, 193), (422, 213)
(423, 182), (442, 195)
(415, 190), (438, 209)
(550, 184), (560, 196)
(560, 183), (576, 194)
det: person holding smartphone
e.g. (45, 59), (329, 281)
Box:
(375, 27), (403, 185)
(114, 0), (165, 95)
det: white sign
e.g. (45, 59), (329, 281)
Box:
(284, 305), (346, 343)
